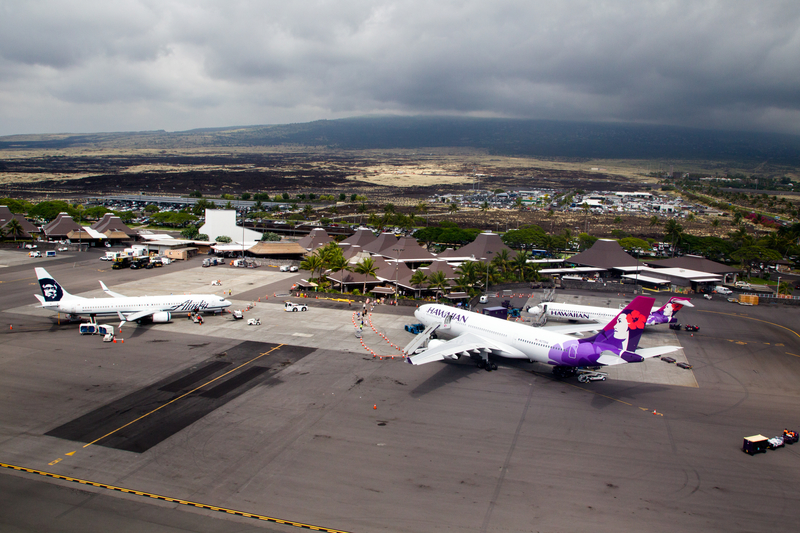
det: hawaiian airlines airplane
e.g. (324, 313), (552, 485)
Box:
(34, 267), (231, 329)
(528, 296), (693, 327)
(405, 296), (680, 377)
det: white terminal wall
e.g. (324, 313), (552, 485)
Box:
(199, 209), (263, 243)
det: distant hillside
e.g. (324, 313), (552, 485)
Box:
(2, 116), (799, 166)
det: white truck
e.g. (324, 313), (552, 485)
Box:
(284, 301), (308, 312)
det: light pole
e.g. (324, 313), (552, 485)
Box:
(484, 251), (492, 297)
(393, 247), (404, 305)
(777, 276), (781, 296)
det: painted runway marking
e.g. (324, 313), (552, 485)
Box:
(787, 352), (800, 358)
(699, 310), (800, 339)
(0, 462), (351, 533)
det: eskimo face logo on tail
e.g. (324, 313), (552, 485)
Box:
(38, 278), (63, 302)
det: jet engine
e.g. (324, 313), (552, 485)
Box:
(151, 312), (171, 323)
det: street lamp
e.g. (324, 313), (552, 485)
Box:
(392, 247), (404, 305)
(777, 276), (781, 295)
(484, 250), (492, 296)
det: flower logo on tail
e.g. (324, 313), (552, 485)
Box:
(626, 309), (647, 330)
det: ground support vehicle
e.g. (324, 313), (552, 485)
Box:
(661, 356), (676, 363)
(783, 430), (798, 444)
(676, 362), (693, 369)
(405, 323), (425, 334)
(112, 257), (131, 270)
(669, 322), (682, 330)
(231, 310), (243, 320)
(767, 436), (785, 449)
(247, 318), (261, 326)
(577, 370), (607, 383)
(29, 251), (41, 258)
(284, 301), (308, 312)
(684, 324), (700, 332)
(79, 323), (114, 336)
(743, 435), (768, 455)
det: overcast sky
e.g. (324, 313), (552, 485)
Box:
(1, 0), (799, 137)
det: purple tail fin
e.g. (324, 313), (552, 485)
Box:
(586, 296), (654, 354)
(646, 297), (693, 325)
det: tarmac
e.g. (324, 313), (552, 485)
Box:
(2, 248), (800, 532)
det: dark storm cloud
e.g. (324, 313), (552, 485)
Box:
(1, 0), (799, 135)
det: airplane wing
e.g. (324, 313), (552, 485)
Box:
(538, 323), (603, 336)
(117, 308), (160, 324)
(99, 281), (126, 298)
(407, 332), (523, 366)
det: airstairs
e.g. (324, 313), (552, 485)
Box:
(403, 324), (440, 355)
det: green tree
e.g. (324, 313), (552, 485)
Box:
(189, 190), (203, 198)
(144, 204), (159, 214)
(778, 281), (793, 296)
(649, 215), (661, 227)
(510, 251), (531, 281)
(300, 252), (324, 290)
(180, 226), (199, 239)
(427, 271), (449, 301)
(492, 249), (512, 278)
(215, 235), (232, 243)
(193, 199), (217, 216)
(663, 219), (683, 257)
(327, 254), (351, 289)
(448, 203), (459, 214)
(731, 246), (781, 278)
(260, 232), (281, 242)
(354, 256), (378, 295)
(455, 261), (480, 292)
(3, 218), (24, 241)
(410, 269), (429, 298)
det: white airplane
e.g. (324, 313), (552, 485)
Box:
(528, 296), (693, 327)
(34, 267), (231, 330)
(405, 296), (681, 378)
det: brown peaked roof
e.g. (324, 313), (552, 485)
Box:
(447, 232), (516, 262)
(646, 255), (738, 274)
(362, 233), (399, 255)
(339, 228), (377, 248)
(92, 214), (135, 236)
(419, 261), (457, 279)
(0, 206), (38, 236)
(377, 236), (436, 262)
(297, 228), (333, 251)
(43, 213), (82, 237)
(568, 239), (641, 269)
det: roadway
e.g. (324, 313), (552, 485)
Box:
(1, 248), (800, 532)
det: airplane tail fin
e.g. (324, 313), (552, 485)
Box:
(646, 297), (693, 325)
(585, 296), (654, 354)
(35, 267), (76, 303)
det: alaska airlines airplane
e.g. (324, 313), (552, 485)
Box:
(34, 267), (231, 329)
(528, 296), (693, 327)
(405, 296), (680, 377)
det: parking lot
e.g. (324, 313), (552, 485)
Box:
(2, 248), (800, 532)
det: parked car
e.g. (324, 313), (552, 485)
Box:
(735, 281), (752, 290)
(289, 265), (299, 272)
(279, 265), (290, 272)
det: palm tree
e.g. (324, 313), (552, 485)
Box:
(581, 202), (590, 232)
(492, 249), (512, 279)
(510, 251), (530, 281)
(427, 271), (449, 302)
(480, 201), (489, 213)
(448, 203), (459, 214)
(409, 269), (428, 298)
(4, 218), (24, 241)
(663, 219), (683, 257)
(354, 256), (378, 295)
(455, 261), (480, 292)
(732, 211), (744, 226)
(327, 255), (351, 290)
(300, 253), (324, 290)
(778, 281), (793, 296)
(648, 215), (661, 227)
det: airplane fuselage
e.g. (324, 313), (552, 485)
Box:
(415, 304), (641, 367)
(538, 302), (620, 324)
(46, 294), (230, 317)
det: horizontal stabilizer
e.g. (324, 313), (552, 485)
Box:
(635, 346), (682, 359)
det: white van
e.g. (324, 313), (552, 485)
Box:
(715, 286), (732, 295)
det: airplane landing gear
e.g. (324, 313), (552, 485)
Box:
(552, 366), (577, 379)
(477, 360), (498, 372)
